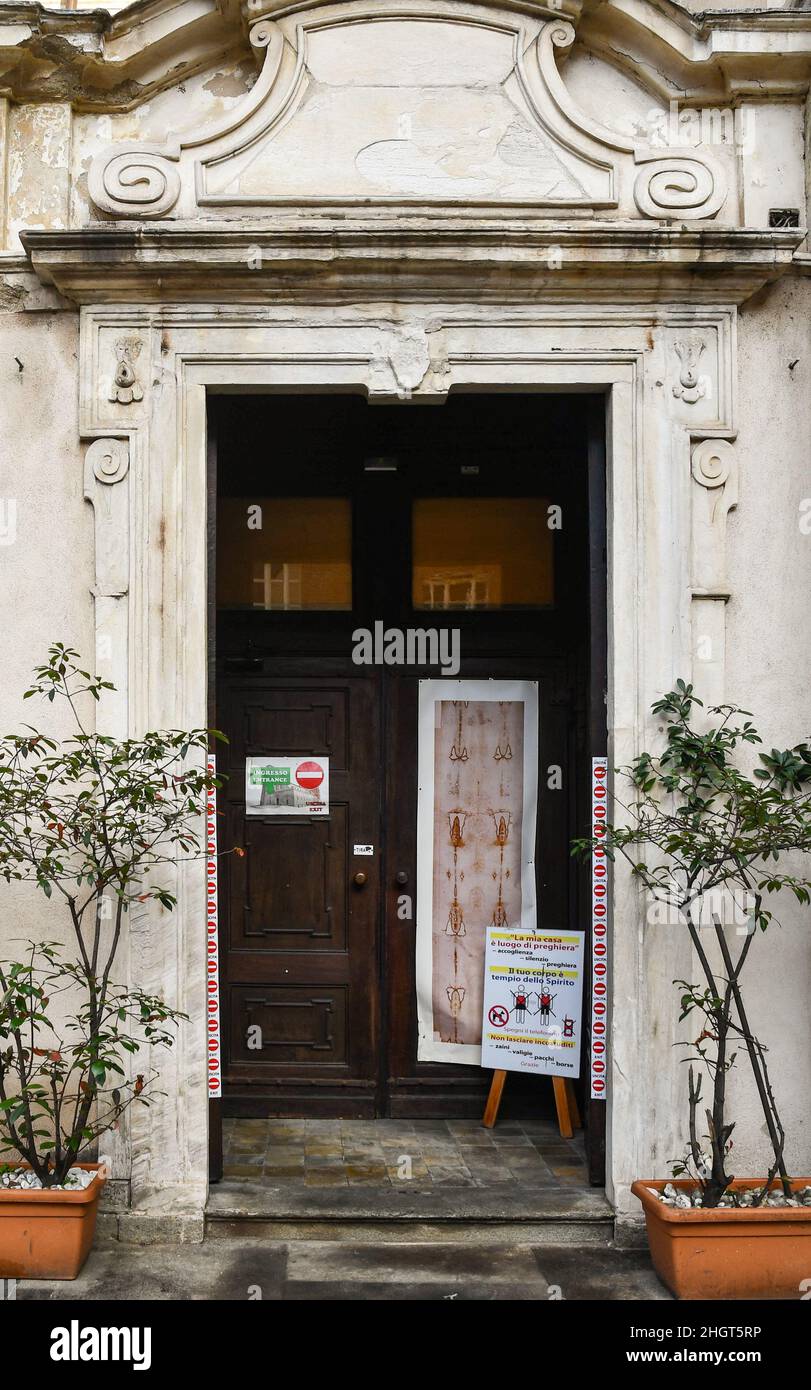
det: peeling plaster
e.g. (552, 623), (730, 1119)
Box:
(6, 102), (71, 251)
(9, 35), (149, 109)
(202, 62), (255, 99)
(0, 277), (26, 311)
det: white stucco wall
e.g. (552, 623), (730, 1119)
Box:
(0, 289), (94, 948)
(720, 274), (811, 1179)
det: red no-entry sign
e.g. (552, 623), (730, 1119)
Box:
(296, 760), (325, 790)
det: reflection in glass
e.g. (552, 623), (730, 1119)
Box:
(412, 498), (554, 610)
(217, 497), (352, 610)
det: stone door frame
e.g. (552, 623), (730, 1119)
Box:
(78, 301), (739, 1236)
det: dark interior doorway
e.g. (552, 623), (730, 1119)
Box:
(208, 392), (607, 1181)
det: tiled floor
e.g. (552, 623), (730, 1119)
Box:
(223, 1117), (590, 1190)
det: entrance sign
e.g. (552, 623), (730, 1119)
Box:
(245, 755), (329, 817)
(416, 679), (539, 1065)
(481, 929), (585, 1077)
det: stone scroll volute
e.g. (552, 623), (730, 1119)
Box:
(690, 438), (738, 597)
(690, 438), (738, 707)
(84, 437), (130, 599)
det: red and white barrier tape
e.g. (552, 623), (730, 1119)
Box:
(206, 754), (222, 1100)
(590, 757), (608, 1100)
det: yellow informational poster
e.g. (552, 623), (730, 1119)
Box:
(480, 930), (585, 1077)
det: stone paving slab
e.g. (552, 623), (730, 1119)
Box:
(223, 1117), (591, 1192)
(17, 1239), (671, 1301)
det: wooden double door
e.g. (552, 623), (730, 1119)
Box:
(212, 393), (603, 1122)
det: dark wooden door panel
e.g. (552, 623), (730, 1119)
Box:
(219, 673), (381, 1116)
(229, 809), (349, 951)
(229, 986), (348, 1067)
(238, 691), (348, 766)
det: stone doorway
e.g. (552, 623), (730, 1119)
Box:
(211, 1116), (608, 1239)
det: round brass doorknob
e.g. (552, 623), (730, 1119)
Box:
(353, 871), (368, 887)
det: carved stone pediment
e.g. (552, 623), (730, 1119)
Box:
(86, 1), (729, 222)
(208, 10), (614, 208)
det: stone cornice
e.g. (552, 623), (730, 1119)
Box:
(579, 0), (811, 103)
(0, 0), (245, 110)
(1, 0), (811, 109)
(21, 221), (805, 306)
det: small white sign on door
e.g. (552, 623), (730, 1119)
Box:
(245, 756), (329, 817)
(481, 929), (585, 1078)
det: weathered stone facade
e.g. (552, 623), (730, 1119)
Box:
(1, 0), (810, 1238)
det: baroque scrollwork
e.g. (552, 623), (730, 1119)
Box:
(88, 145), (181, 220)
(690, 438), (738, 596)
(540, 19), (577, 63)
(83, 438), (130, 600)
(633, 152), (726, 222)
(87, 437), (130, 487)
(691, 438), (735, 491)
(247, 16), (280, 54)
(109, 337), (144, 406)
(673, 337), (707, 404)
(82, 10), (732, 225)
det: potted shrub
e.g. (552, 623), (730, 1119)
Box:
(0, 645), (222, 1279)
(574, 681), (811, 1299)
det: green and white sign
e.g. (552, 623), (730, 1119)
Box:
(249, 764), (292, 790)
(245, 755), (329, 817)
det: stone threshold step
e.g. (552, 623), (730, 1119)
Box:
(207, 1182), (614, 1233)
(208, 1181), (611, 1221)
(205, 1218), (615, 1246)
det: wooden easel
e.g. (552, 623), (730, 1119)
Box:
(482, 1070), (582, 1138)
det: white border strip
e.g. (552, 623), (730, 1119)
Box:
(590, 757), (608, 1099)
(416, 679), (539, 1066)
(206, 753), (222, 1100)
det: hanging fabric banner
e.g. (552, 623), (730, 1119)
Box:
(416, 679), (539, 1065)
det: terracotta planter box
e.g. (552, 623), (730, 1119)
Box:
(0, 1163), (106, 1281)
(633, 1177), (811, 1300)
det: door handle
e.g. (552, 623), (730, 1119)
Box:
(353, 871), (368, 887)
(395, 871), (409, 886)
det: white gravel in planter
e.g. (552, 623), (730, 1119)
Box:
(647, 1182), (811, 1209)
(0, 1166), (98, 1192)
